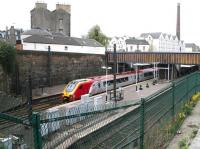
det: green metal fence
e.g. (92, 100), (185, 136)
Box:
(1, 72), (200, 149)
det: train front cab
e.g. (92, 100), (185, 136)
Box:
(62, 79), (93, 102)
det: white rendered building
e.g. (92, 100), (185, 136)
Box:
(107, 36), (129, 51)
(20, 29), (105, 55)
(140, 32), (185, 52)
(107, 36), (149, 52)
(125, 38), (149, 52)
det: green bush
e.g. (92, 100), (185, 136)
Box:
(179, 138), (188, 149)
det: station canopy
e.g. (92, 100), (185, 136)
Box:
(181, 65), (195, 68)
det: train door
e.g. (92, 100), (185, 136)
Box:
(75, 84), (84, 100)
(139, 72), (144, 81)
(83, 82), (93, 94)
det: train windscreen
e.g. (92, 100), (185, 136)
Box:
(66, 81), (78, 92)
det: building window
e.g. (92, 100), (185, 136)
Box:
(65, 46), (68, 51)
(143, 46), (145, 51)
(59, 18), (63, 32)
(59, 18), (63, 26)
(130, 46), (133, 51)
(59, 29), (63, 32)
(137, 45), (139, 50)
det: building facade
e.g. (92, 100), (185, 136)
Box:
(20, 29), (105, 55)
(31, 3), (71, 36)
(107, 36), (129, 51)
(125, 38), (149, 52)
(140, 32), (185, 52)
(0, 26), (23, 45)
(185, 43), (200, 52)
(107, 36), (149, 52)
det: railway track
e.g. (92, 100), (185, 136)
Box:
(0, 78), (155, 131)
(0, 93), (63, 131)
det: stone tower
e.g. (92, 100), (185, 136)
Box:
(31, 3), (71, 36)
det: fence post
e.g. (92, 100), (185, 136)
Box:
(172, 83), (175, 117)
(47, 45), (51, 87)
(186, 76), (189, 100)
(195, 73), (198, 93)
(27, 74), (33, 124)
(140, 98), (145, 149)
(32, 112), (42, 149)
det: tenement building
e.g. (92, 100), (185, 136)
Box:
(140, 32), (185, 52)
(31, 2), (71, 36)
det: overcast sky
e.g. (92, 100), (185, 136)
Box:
(0, 0), (199, 45)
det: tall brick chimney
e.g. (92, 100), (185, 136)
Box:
(176, 3), (180, 40)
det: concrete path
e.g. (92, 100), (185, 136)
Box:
(167, 101), (200, 149)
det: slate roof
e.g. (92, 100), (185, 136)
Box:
(22, 29), (52, 37)
(125, 39), (149, 45)
(185, 43), (200, 51)
(140, 32), (162, 39)
(185, 43), (195, 47)
(172, 36), (177, 40)
(23, 35), (103, 47)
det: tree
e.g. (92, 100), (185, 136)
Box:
(87, 25), (108, 46)
(0, 41), (16, 92)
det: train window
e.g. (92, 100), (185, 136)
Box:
(144, 72), (153, 77)
(122, 77), (128, 82)
(98, 83), (101, 88)
(107, 80), (113, 86)
(66, 81), (78, 92)
(117, 79), (121, 83)
(103, 82), (106, 87)
(110, 80), (113, 84)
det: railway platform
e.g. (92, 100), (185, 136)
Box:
(39, 78), (171, 148)
(32, 84), (65, 99)
(32, 79), (171, 102)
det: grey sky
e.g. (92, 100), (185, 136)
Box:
(0, 0), (199, 45)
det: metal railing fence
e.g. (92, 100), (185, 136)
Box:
(1, 72), (200, 149)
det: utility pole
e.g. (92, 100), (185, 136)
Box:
(47, 46), (51, 87)
(27, 74), (33, 124)
(113, 44), (117, 102)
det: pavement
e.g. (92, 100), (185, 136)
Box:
(32, 79), (171, 102)
(167, 100), (200, 149)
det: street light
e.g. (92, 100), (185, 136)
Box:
(101, 66), (112, 101)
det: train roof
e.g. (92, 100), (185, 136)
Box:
(70, 78), (93, 84)
(88, 69), (145, 81)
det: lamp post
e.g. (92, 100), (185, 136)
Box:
(101, 66), (112, 101)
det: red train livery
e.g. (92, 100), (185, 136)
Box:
(61, 68), (155, 102)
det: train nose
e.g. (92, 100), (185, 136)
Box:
(60, 94), (64, 100)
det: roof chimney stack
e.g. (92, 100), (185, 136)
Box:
(56, 4), (71, 14)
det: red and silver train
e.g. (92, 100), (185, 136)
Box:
(61, 68), (155, 102)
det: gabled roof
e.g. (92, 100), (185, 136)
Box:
(22, 29), (52, 36)
(172, 36), (177, 40)
(23, 35), (103, 47)
(185, 43), (196, 48)
(140, 32), (162, 39)
(125, 39), (149, 45)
